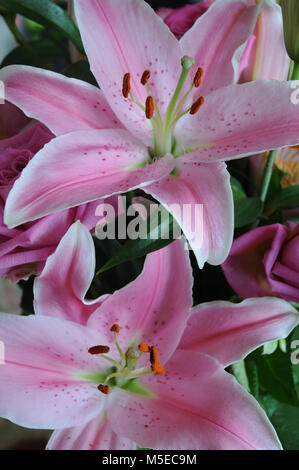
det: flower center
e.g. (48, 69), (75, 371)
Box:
(122, 56), (205, 158)
(88, 324), (165, 395)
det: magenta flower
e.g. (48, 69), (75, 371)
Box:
(0, 221), (298, 449)
(0, 123), (108, 280)
(222, 222), (299, 303)
(158, 2), (210, 40)
(0, 102), (29, 140)
(1, 0), (299, 268)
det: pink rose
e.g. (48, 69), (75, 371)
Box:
(158, 3), (209, 39)
(222, 223), (299, 303)
(0, 102), (29, 139)
(0, 123), (101, 281)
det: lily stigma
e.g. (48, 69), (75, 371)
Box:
(122, 55), (204, 158)
(88, 324), (165, 396)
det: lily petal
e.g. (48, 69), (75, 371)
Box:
(34, 222), (107, 325)
(144, 159), (234, 267)
(47, 414), (135, 450)
(108, 350), (281, 450)
(179, 298), (298, 367)
(87, 239), (192, 364)
(0, 65), (122, 136)
(239, 0), (290, 81)
(4, 129), (175, 228)
(74, 0), (182, 143)
(175, 80), (299, 162)
(0, 314), (108, 429)
(180, 0), (262, 96)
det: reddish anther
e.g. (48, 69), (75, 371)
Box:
(88, 345), (110, 355)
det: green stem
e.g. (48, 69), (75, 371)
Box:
(164, 57), (194, 132)
(260, 149), (277, 203)
(3, 13), (26, 46)
(232, 360), (250, 392)
(291, 61), (299, 80)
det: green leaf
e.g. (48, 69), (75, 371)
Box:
(230, 176), (246, 201)
(234, 197), (263, 228)
(64, 61), (98, 87)
(265, 168), (284, 203)
(96, 207), (179, 274)
(1, 38), (69, 67)
(264, 396), (299, 450)
(245, 358), (260, 402)
(270, 185), (299, 210)
(247, 347), (299, 407)
(0, 0), (84, 53)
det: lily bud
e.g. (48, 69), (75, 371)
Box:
(281, 0), (299, 62)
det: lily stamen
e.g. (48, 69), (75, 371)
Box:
(88, 345), (110, 355)
(120, 57), (205, 157)
(110, 324), (121, 333)
(138, 342), (150, 353)
(97, 384), (110, 395)
(145, 96), (155, 119)
(150, 345), (165, 376)
(141, 70), (151, 85)
(122, 73), (131, 98)
(189, 96), (205, 115)
(193, 67), (204, 88)
(89, 325), (165, 394)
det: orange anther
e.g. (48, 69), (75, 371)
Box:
(88, 345), (110, 355)
(141, 70), (151, 86)
(97, 384), (110, 395)
(150, 346), (165, 376)
(110, 324), (121, 333)
(190, 96), (205, 115)
(122, 73), (131, 98)
(138, 342), (150, 353)
(145, 96), (155, 119)
(193, 67), (204, 88)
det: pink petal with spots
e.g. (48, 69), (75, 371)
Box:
(74, 0), (183, 144)
(180, 0), (261, 97)
(175, 81), (299, 162)
(108, 350), (281, 450)
(0, 314), (111, 429)
(144, 159), (233, 267)
(47, 414), (135, 450)
(0, 65), (122, 136)
(179, 298), (298, 367)
(87, 239), (192, 365)
(4, 129), (175, 228)
(34, 222), (108, 325)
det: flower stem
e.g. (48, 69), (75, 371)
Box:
(291, 61), (299, 80)
(231, 360), (250, 392)
(260, 149), (277, 203)
(3, 13), (26, 46)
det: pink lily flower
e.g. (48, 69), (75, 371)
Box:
(239, 0), (290, 82)
(2, 0), (299, 268)
(0, 221), (298, 450)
